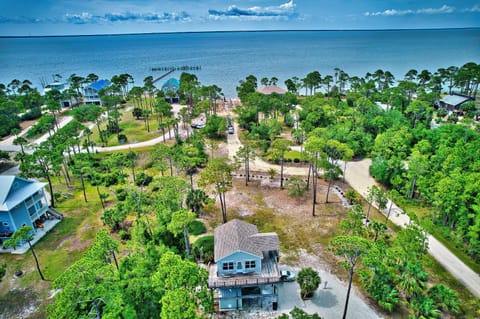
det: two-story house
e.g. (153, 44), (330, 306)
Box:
(208, 219), (281, 311)
(0, 176), (62, 252)
(83, 79), (110, 105)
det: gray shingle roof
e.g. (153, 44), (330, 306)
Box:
(214, 219), (280, 262)
(441, 95), (471, 107)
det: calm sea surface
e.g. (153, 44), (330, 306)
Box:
(1, 29), (479, 97)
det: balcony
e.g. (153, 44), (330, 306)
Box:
(208, 256), (281, 288)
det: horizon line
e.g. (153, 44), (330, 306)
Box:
(1, 26), (479, 39)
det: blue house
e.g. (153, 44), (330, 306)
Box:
(161, 78), (180, 103)
(208, 219), (281, 311)
(0, 176), (62, 252)
(83, 79), (110, 105)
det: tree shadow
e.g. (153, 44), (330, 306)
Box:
(309, 289), (338, 308)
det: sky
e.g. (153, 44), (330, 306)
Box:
(0, 0), (479, 36)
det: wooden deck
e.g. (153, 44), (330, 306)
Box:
(208, 257), (281, 288)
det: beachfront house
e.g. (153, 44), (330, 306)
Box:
(161, 78), (180, 103)
(208, 219), (281, 312)
(0, 176), (62, 253)
(438, 94), (473, 111)
(43, 81), (79, 108)
(83, 79), (110, 105)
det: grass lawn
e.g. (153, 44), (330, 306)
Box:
(0, 176), (107, 318)
(86, 106), (175, 147)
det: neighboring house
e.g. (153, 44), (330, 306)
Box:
(161, 78), (180, 103)
(438, 94), (473, 111)
(43, 81), (79, 108)
(0, 176), (62, 252)
(83, 79), (110, 105)
(208, 219), (281, 312)
(256, 85), (287, 95)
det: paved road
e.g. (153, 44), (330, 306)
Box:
(344, 159), (480, 297)
(2, 106), (479, 297)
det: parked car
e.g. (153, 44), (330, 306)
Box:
(280, 270), (296, 282)
(227, 126), (234, 134)
(191, 123), (206, 129)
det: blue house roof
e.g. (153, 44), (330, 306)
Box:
(0, 176), (46, 211)
(162, 78), (180, 90)
(87, 79), (110, 91)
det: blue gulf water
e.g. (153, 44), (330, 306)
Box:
(0, 29), (479, 98)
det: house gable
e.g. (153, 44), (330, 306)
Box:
(0, 176), (46, 212)
(217, 251), (261, 276)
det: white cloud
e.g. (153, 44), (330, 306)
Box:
(417, 5), (455, 14)
(365, 4), (456, 17)
(464, 5), (480, 12)
(208, 1), (297, 20)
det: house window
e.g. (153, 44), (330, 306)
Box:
(28, 205), (37, 217)
(245, 260), (256, 269)
(222, 262), (234, 271)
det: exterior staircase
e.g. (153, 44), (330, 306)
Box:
(47, 207), (63, 219)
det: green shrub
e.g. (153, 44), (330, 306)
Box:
(71, 104), (102, 122)
(119, 230), (131, 241)
(192, 235), (214, 263)
(135, 172), (153, 186)
(118, 134), (127, 144)
(188, 220), (206, 236)
(116, 187), (127, 201)
(297, 267), (321, 299)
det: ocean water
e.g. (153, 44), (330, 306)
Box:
(0, 29), (479, 98)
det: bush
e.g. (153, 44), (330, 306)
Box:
(188, 220), (206, 236)
(297, 267), (321, 299)
(20, 107), (42, 121)
(192, 235), (214, 263)
(119, 230), (131, 241)
(118, 134), (127, 144)
(25, 114), (54, 138)
(116, 187), (127, 201)
(135, 172), (153, 186)
(436, 108), (448, 118)
(286, 177), (307, 197)
(0, 263), (6, 282)
(71, 104), (102, 122)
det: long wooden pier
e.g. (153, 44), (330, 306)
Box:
(152, 69), (175, 84)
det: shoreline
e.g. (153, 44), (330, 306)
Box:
(2, 26), (479, 39)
